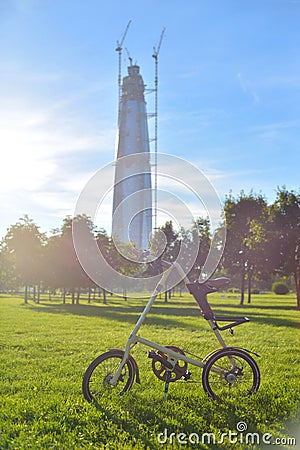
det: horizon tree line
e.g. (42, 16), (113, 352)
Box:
(0, 186), (299, 309)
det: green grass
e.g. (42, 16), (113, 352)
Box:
(0, 292), (299, 449)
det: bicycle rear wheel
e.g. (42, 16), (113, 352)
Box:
(82, 350), (135, 403)
(202, 348), (260, 400)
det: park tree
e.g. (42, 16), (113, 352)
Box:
(159, 221), (179, 263)
(160, 221), (179, 300)
(43, 231), (67, 301)
(95, 228), (113, 303)
(141, 221), (179, 301)
(60, 215), (96, 304)
(1, 215), (45, 303)
(270, 187), (300, 308)
(188, 217), (211, 281)
(43, 215), (95, 304)
(0, 244), (18, 292)
(223, 191), (269, 305)
(243, 218), (270, 302)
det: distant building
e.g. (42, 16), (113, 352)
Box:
(112, 63), (152, 250)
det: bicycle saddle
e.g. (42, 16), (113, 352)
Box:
(202, 277), (231, 289)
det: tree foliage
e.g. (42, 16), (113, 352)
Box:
(223, 191), (269, 304)
(270, 187), (300, 307)
(0, 187), (299, 308)
(1, 215), (45, 302)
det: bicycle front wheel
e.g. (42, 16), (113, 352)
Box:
(202, 348), (260, 400)
(82, 350), (135, 403)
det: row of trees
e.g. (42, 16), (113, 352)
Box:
(223, 188), (300, 307)
(0, 187), (299, 308)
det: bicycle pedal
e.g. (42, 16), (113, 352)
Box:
(183, 371), (192, 381)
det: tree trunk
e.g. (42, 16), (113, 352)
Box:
(295, 268), (300, 309)
(37, 284), (40, 304)
(247, 272), (252, 304)
(76, 288), (80, 304)
(33, 285), (36, 302)
(102, 288), (107, 305)
(71, 289), (75, 305)
(88, 288), (91, 304)
(62, 288), (66, 304)
(24, 285), (28, 304)
(164, 290), (168, 303)
(240, 268), (245, 306)
(123, 289), (127, 301)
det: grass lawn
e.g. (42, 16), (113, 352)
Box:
(0, 292), (299, 449)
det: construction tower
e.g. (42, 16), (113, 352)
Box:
(112, 62), (152, 250)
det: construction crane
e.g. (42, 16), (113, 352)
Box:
(125, 47), (133, 66)
(115, 20), (132, 118)
(152, 27), (166, 231)
(152, 27), (166, 61)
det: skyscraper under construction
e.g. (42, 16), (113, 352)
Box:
(112, 62), (152, 250)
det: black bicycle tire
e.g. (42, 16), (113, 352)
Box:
(82, 350), (135, 403)
(202, 348), (260, 400)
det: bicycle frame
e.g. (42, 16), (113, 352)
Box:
(109, 260), (230, 386)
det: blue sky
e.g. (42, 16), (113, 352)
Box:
(0, 0), (299, 238)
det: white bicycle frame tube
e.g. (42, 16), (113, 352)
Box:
(109, 261), (228, 385)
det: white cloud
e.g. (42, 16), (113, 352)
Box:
(252, 120), (300, 139)
(0, 93), (116, 236)
(31, 191), (74, 215)
(237, 72), (260, 104)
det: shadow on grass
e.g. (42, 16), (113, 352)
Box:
(212, 301), (297, 311)
(90, 399), (157, 449)
(28, 302), (209, 330)
(27, 299), (298, 330)
(211, 306), (298, 328)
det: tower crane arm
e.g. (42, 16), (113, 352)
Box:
(152, 27), (166, 59)
(116, 20), (132, 51)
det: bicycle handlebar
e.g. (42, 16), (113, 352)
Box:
(134, 251), (231, 292)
